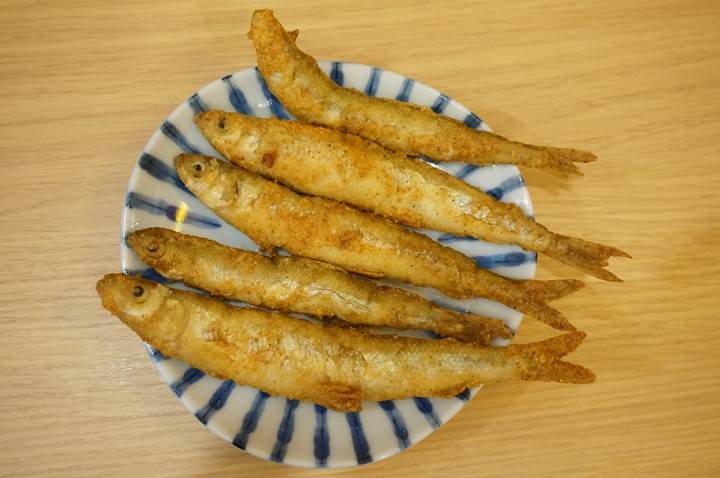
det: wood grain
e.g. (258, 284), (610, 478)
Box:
(1, 0), (719, 476)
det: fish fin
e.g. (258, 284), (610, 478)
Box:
(544, 360), (596, 384)
(546, 234), (630, 282)
(433, 384), (471, 398)
(316, 381), (363, 412)
(454, 317), (513, 344)
(321, 316), (352, 327)
(524, 359), (596, 384)
(519, 300), (577, 331)
(348, 267), (385, 279)
(257, 243), (278, 255)
(523, 330), (586, 357)
(529, 146), (597, 179)
(521, 278), (585, 302)
(515, 332), (595, 384)
(320, 318), (390, 336)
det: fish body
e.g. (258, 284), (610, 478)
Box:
(249, 9), (596, 178)
(175, 153), (581, 330)
(97, 274), (595, 412)
(196, 111), (628, 281)
(128, 227), (511, 343)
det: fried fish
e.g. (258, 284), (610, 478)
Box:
(249, 9), (596, 178)
(196, 111), (628, 281)
(97, 274), (595, 412)
(175, 153), (583, 330)
(128, 227), (511, 343)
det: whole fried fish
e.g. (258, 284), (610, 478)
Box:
(249, 9), (596, 178)
(196, 111), (629, 281)
(97, 274), (595, 412)
(175, 153), (582, 331)
(128, 227), (511, 343)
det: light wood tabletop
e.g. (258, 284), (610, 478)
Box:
(2, 1), (719, 476)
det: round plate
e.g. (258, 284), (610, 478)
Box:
(120, 62), (536, 468)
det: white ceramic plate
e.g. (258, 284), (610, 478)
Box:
(120, 61), (536, 468)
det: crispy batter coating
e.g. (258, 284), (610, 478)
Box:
(175, 154), (583, 330)
(196, 111), (629, 281)
(97, 274), (595, 412)
(128, 227), (511, 343)
(249, 9), (596, 178)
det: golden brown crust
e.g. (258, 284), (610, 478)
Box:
(195, 110), (627, 281)
(96, 274), (595, 411)
(547, 235), (631, 283)
(509, 331), (596, 383)
(175, 153), (581, 330)
(249, 9), (596, 178)
(128, 227), (511, 343)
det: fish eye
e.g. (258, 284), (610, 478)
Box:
(218, 118), (225, 129)
(192, 162), (204, 175)
(146, 242), (159, 253)
(133, 285), (145, 298)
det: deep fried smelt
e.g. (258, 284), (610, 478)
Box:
(249, 9), (596, 178)
(128, 227), (511, 343)
(175, 154), (582, 331)
(196, 111), (629, 281)
(97, 274), (596, 412)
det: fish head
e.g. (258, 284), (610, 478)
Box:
(194, 110), (232, 140)
(175, 154), (243, 208)
(127, 227), (174, 261)
(175, 153), (222, 189)
(96, 274), (171, 325)
(194, 110), (260, 157)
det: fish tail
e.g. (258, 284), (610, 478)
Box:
(454, 316), (513, 344)
(527, 359), (596, 384)
(525, 330), (586, 357)
(535, 146), (597, 179)
(484, 319), (514, 340)
(545, 234), (630, 282)
(515, 332), (596, 384)
(517, 299), (577, 331)
(521, 278), (585, 302)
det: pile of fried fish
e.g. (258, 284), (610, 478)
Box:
(97, 10), (628, 412)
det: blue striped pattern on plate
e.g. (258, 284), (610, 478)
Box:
(123, 62), (535, 468)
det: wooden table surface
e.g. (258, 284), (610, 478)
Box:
(2, 1), (719, 476)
